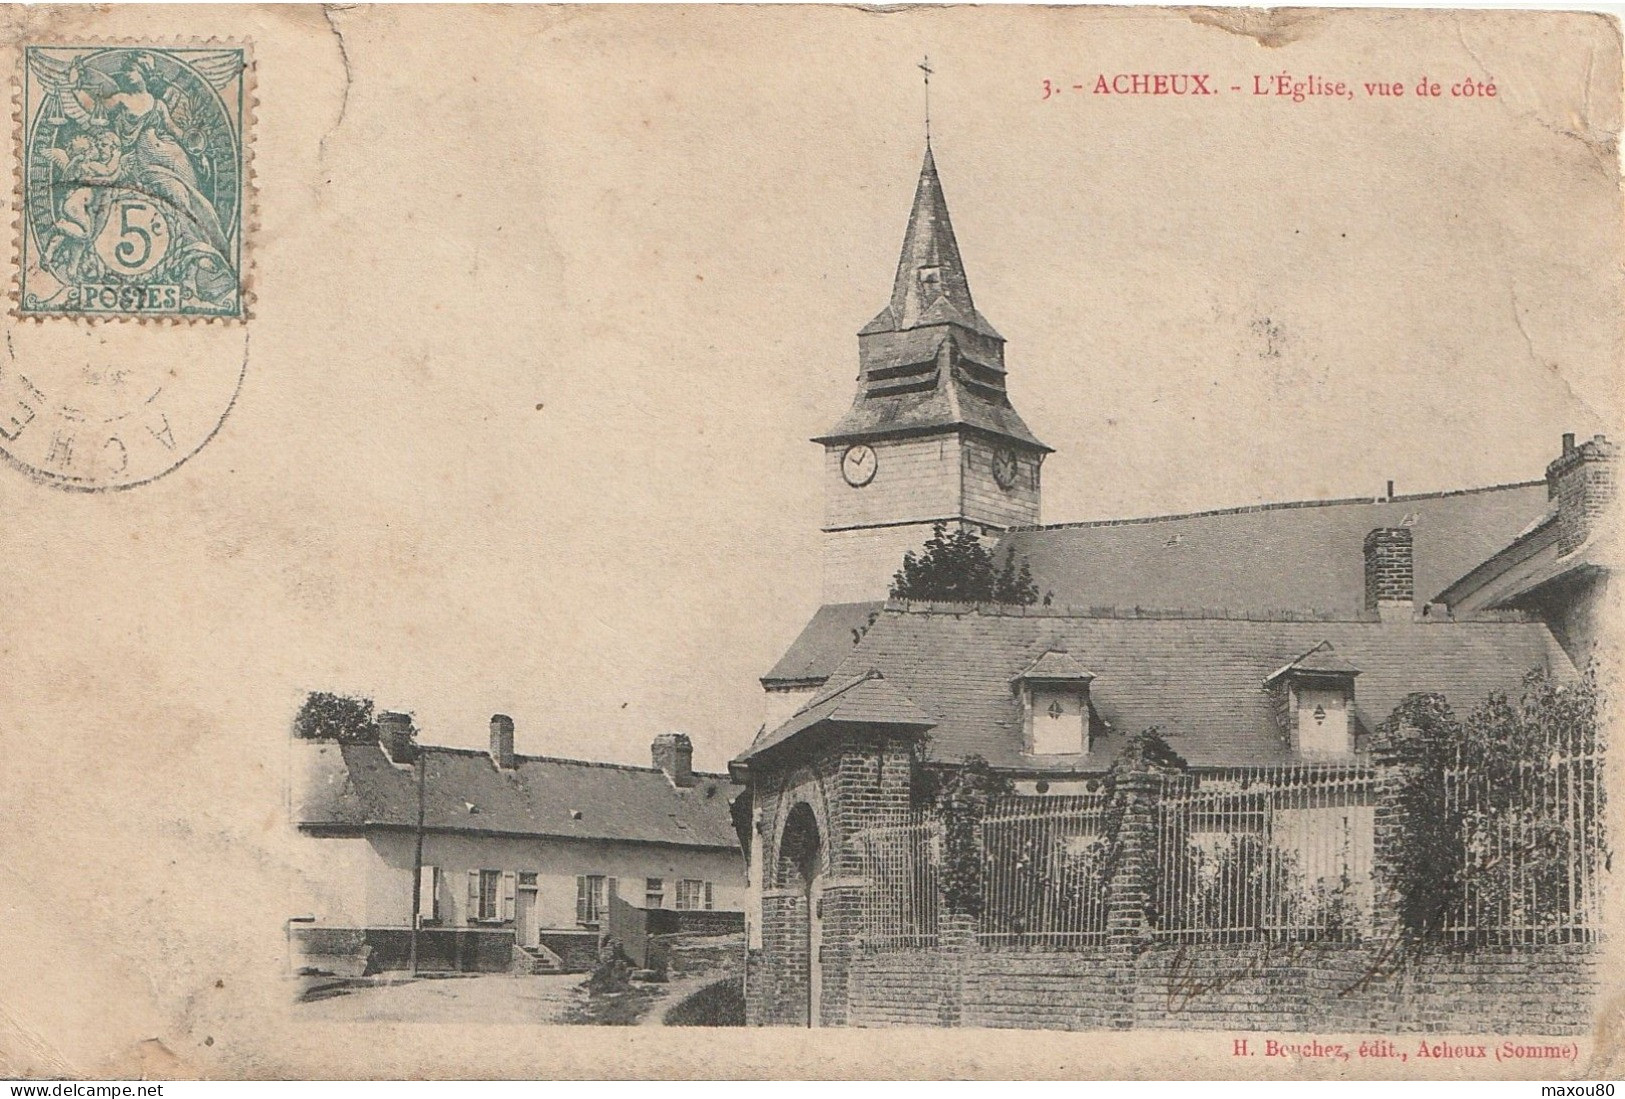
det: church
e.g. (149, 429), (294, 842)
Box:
(729, 139), (1614, 1029)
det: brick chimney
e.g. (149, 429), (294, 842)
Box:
(490, 713), (516, 770)
(1546, 433), (1617, 557)
(1364, 527), (1414, 621)
(378, 711), (416, 764)
(652, 732), (695, 788)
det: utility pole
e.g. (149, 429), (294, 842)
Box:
(407, 745), (427, 976)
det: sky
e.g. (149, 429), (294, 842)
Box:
(3, 7), (1618, 779)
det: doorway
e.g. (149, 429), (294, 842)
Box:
(778, 802), (824, 1028)
(515, 873), (539, 946)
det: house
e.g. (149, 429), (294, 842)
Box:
(730, 139), (1613, 1027)
(292, 716), (745, 975)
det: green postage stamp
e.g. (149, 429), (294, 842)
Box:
(18, 45), (249, 319)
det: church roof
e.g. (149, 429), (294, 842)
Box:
(294, 742), (742, 850)
(738, 670), (936, 765)
(1000, 480), (1550, 615)
(818, 145), (1049, 451)
(766, 481), (1553, 693)
(762, 601), (884, 686)
(786, 603), (1572, 770)
(815, 336), (1049, 448)
(1014, 648), (1096, 682)
(860, 143), (1000, 340)
(1263, 641), (1362, 686)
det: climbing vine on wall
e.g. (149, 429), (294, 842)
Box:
(912, 754), (1012, 916)
(1378, 666), (1607, 937)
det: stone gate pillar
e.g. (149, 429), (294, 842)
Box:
(1104, 769), (1162, 1029)
(1371, 717), (1428, 943)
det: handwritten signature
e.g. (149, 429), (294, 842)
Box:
(1164, 928), (1429, 1013)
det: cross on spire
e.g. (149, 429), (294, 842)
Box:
(919, 55), (933, 141)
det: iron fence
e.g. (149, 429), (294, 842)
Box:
(852, 739), (1603, 951)
(1441, 715), (1606, 943)
(853, 810), (941, 950)
(1151, 765), (1374, 942)
(978, 793), (1112, 947)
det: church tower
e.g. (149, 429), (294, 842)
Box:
(816, 144), (1051, 603)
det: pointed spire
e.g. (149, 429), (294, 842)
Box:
(862, 144), (999, 339)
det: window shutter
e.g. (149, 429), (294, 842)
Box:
(607, 876), (618, 902)
(501, 871), (517, 921)
(467, 869), (480, 923)
(418, 865), (438, 922)
(576, 876), (589, 925)
(704, 881), (714, 911)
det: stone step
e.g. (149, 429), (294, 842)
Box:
(514, 942), (565, 975)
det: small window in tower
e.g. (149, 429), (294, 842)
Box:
(917, 266), (942, 294)
(1047, 700), (1065, 720)
(1314, 704), (1327, 725)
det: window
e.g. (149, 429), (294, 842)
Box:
(576, 874), (616, 926)
(676, 879), (713, 911)
(645, 877), (665, 909)
(1296, 685), (1353, 758)
(466, 869), (515, 922)
(1029, 686), (1087, 755)
(1014, 650), (1096, 757)
(477, 869), (501, 920)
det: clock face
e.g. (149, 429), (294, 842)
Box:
(992, 448), (1020, 490)
(841, 444), (878, 487)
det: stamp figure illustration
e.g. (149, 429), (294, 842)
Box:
(19, 45), (247, 319)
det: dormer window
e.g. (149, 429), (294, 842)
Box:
(1014, 648), (1096, 756)
(1263, 642), (1361, 759)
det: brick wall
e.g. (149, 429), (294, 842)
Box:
(766, 710), (1598, 1031)
(834, 733), (1596, 1032)
(1547, 436), (1618, 557)
(748, 732), (918, 1026)
(847, 939), (1596, 1033)
(1363, 527), (1414, 612)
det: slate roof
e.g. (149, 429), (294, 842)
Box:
(738, 670), (935, 765)
(1435, 515), (1560, 613)
(999, 480), (1551, 615)
(295, 743), (741, 850)
(1437, 510), (1613, 616)
(762, 601), (885, 686)
(817, 144), (1049, 451)
(774, 603), (1573, 771)
(1015, 649), (1095, 682)
(860, 144), (999, 340)
(1263, 641), (1362, 685)
(816, 341), (1050, 449)
(764, 482), (1554, 694)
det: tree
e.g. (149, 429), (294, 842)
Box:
(1377, 667), (1607, 936)
(889, 523), (1040, 604)
(292, 691), (380, 743)
(911, 754), (1014, 917)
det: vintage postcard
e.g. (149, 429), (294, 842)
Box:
(0, 2), (1620, 1082)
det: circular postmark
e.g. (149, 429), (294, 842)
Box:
(0, 324), (244, 491)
